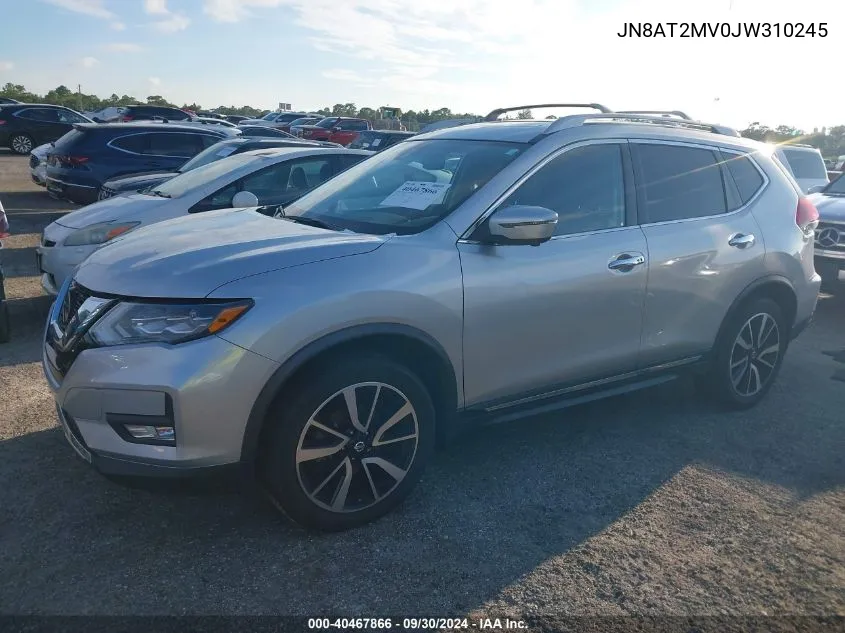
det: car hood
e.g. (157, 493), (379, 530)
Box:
(105, 171), (176, 191)
(54, 194), (170, 229)
(74, 208), (387, 298)
(809, 193), (845, 222)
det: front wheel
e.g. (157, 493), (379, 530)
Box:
(705, 297), (788, 409)
(259, 354), (435, 531)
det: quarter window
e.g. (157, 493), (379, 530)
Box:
(499, 144), (626, 236)
(633, 144), (727, 222)
(721, 152), (764, 206)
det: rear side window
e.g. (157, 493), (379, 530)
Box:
(53, 129), (87, 151)
(633, 144), (726, 223)
(111, 134), (148, 154)
(146, 133), (205, 157)
(16, 108), (59, 122)
(779, 148), (826, 179)
(721, 152), (764, 205)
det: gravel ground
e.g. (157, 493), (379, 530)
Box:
(0, 152), (844, 620)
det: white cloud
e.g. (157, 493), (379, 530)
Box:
(42, 0), (113, 19)
(0, 61), (14, 71)
(103, 42), (143, 52)
(152, 12), (191, 32)
(144, 0), (169, 15)
(321, 69), (376, 88)
(80, 56), (99, 68)
(203, 0), (285, 23)
(148, 76), (161, 86)
(110, 21), (126, 30)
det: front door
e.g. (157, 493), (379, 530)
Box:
(459, 141), (648, 407)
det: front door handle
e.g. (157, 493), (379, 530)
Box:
(608, 253), (646, 272)
(729, 233), (755, 248)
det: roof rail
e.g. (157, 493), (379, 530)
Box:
(484, 103), (611, 122)
(616, 110), (691, 120)
(544, 113), (740, 137)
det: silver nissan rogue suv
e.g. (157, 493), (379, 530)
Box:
(43, 104), (822, 531)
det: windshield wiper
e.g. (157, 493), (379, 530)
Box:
(279, 215), (339, 231)
(148, 189), (171, 198)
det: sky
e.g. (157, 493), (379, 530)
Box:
(0, 0), (841, 130)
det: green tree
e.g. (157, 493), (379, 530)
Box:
(517, 108), (533, 119)
(146, 95), (173, 107)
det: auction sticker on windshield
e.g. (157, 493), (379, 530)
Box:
(379, 181), (450, 211)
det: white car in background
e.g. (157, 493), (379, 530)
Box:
(35, 146), (370, 294)
(29, 142), (52, 187)
(82, 106), (127, 122)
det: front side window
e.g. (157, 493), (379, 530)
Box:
(633, 144), (727, 223)
(498, 144), (625, 236)
(283, 139), (525, 235)
(315, 118), (339, 129)
(57, 109), (89, 124)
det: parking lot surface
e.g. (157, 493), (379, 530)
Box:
(1, 152), (843, 618)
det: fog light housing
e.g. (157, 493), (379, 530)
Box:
(124, 424), (175, 442)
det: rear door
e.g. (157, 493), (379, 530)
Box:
(15, 107), (65, 143)
(632, 141), (768, 368)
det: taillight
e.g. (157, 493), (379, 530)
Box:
(56, 155), (90, 168)
(796, 197), (819, 234)
(0, 120), (6, 125)
(121, 115), (133, 122)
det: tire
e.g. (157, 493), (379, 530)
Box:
(705, 297), (788, 409)
(259, 354), (435, 531)
(0, 301), (10, 343)
(9, 134), (34, 155)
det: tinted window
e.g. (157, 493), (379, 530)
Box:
(316, 118), (339, 129)
(500, 144), (625, 236)
(634, 144), (726, 222)
(338, 120), (368, 131)
(780, 148), (826, 179)
(239, 126), (294, 138)
(17, 108), (59, 122)
(111, 134), (148, 154)
(337, 154), (368, 170)
(146, 132), (205, 157)
(56, 109), (89, 124)
(722, 152), (764, 205)
(152, 152), (259, 198)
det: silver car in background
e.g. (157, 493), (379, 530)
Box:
(43, 105), (822, 531)
(774, 144), (829, 194)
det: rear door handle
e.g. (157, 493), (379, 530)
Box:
(729, 233), (755, 248)
(608, 253), (646, 272)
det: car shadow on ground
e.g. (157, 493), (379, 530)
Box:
(1, 293), (844, 614)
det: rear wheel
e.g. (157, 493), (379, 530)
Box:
(259, 354), (435, 531)
(10, 134), (34, 155)
(705, 297), (788, 409)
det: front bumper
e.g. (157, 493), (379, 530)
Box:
(44, 327), (280, 475)
(36, 241), (99, 296)
(30, 164), (47, 186)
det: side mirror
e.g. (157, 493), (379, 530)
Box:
(486, 205), (558, 246)
(807, 185), (825, 194)
(231, 191), (259, 208)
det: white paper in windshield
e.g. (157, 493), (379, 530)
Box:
(371, 138), (382, 147)
(216, 146), (238, 157)
(379, 181), (450, 211)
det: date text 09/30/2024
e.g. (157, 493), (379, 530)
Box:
(308, 618), (528, 630)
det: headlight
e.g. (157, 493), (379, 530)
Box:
(63, 222), (139, 246)
(86, 300), (252, 346)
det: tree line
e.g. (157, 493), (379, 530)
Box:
(3, 83), (845, 158)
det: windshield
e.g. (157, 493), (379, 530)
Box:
(282, 139), (524, 235)
(178, 141), (244, 172)
(149, 152), (257, 198)
(824, 174), (845, 194)
(289, 118), (314, 127)
(315, 117), (339, 129)
(781, 148), (827, 179)
(261, 112), (278, 121)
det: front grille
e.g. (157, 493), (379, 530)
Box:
(815, 222), (845, 253)
(59, 282), (92, 330)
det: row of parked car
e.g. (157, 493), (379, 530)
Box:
(0, 102), (843, 531)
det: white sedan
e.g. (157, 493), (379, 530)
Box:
(36, 146), (370, 294)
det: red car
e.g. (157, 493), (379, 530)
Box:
(295, 117), (372, 146)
